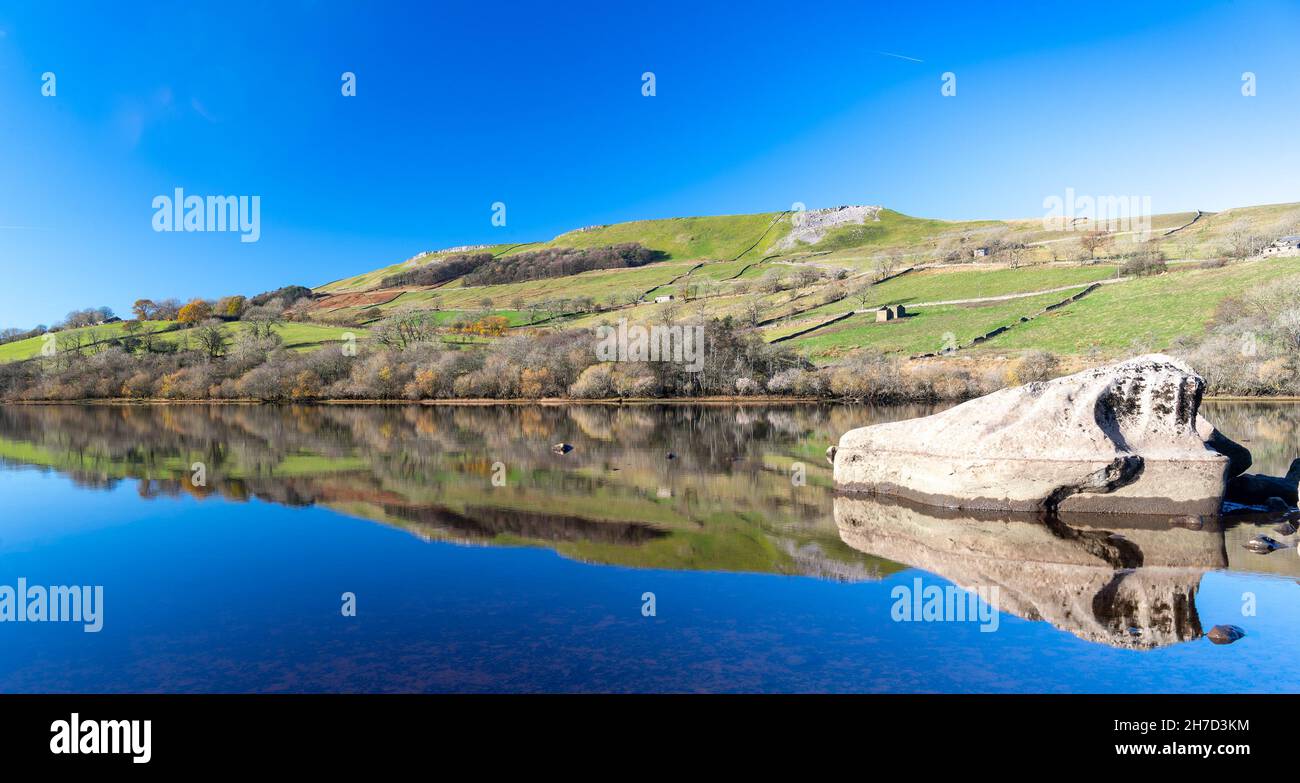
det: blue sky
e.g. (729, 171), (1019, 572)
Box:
(1, 0), (1298, 328)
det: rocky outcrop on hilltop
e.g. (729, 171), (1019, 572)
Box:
(777, 205), (882, 249)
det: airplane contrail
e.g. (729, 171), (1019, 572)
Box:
(876, 51), (924, 63)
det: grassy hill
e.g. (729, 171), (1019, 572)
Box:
(298, 201), (1300, 365)
(7, 201), (1298, 376)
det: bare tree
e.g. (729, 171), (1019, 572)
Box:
(854, 287), (874, 309)
(373, 312), (439, 350)
(1225, 220), (1267, 260)
(872, 251), (900, 281)
(1079, 230), (1111, 261)
(243, 300), (285, 338)
(193, 320), (230, 360)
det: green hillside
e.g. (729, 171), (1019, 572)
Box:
(291, 201), (1300, 366)
(9, 202), (1300, 382)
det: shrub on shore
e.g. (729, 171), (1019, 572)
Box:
(1173, 273), (1300, 396)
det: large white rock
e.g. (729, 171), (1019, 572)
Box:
(832, 354), (1240, 515)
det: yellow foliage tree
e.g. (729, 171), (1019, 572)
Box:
(177, 299), (212, 325)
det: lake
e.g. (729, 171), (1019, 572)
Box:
(0, 401), (1297, 693)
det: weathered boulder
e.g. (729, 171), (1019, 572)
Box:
(833, 354), (1243, 515)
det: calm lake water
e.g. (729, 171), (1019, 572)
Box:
(0, 401), (1298, 693)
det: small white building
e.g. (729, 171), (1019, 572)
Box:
(653, 295), (674, 304)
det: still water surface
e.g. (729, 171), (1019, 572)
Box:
(0, 402), (1297, 692)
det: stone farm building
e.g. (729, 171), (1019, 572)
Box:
(1264, 236), (1300, 256)
(876, 304), (907, 322)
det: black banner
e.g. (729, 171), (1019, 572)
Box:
(0, 693), (1282, 770)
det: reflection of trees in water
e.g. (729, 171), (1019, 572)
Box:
(385, 504), (671, 546)
(0, 402), (953, 480)
(0, 403), (904, 579)
(1201, 401), (1300, 477)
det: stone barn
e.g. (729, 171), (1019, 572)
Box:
(876, 305), (906, 322)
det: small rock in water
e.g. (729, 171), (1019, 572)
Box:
(1170, 515), (1203, 530)
(552, 442), (573, 455)
(1206, 625), (1245, 645)
(1274, 520), (1298, 536)
(1265, 497), (1291, 513)
(1243, 535), (1283, 554)
(665, 452), (677, 460)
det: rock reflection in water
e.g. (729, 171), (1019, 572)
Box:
(834, 493), (1229, 649)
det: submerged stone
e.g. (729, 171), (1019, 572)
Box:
(1243, 535), (1284, 553)
(832, 354), (1241, 515)
(1206, 624), (1245, 645)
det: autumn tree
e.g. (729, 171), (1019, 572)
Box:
(177, 299), (213, 325)
(215, 295), (247, 319)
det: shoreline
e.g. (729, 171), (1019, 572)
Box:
(2, 395), (1298, 406)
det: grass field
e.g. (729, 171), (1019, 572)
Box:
(0, 320), (365, 364)
(781, 290), (1079, 361)
(382, 260), (701, 311)
(976, 257), (1300, 355)
(763, 263), (1121, 327)
(0, 320), (177, 362)
(535, 211), (791, 262)
(808, 208), (1001, 253)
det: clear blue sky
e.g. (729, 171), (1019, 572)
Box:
(1, 0), (1298, 328)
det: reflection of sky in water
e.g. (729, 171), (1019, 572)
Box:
(2, 468), (1297, 694)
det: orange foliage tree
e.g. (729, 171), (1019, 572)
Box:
(177, 299), (213, 325)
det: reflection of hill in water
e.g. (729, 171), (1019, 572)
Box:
(8, 403), (1295, 590)
(385, 504), (670, 546)
(0, 403), (913, 581)
(835, 494), (1230, 649)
